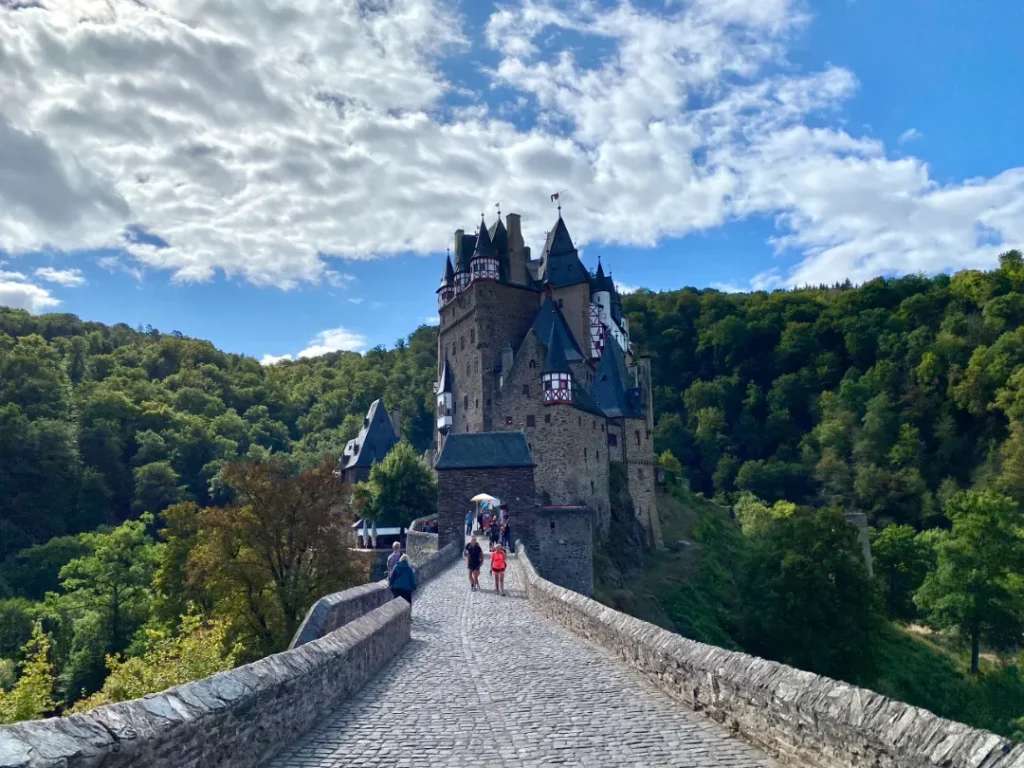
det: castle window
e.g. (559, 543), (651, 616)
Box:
(544, 413), (551, 424)
(635, 430), (641, 447)
(470, 329), (475, 344)
(638, 468), (644, 480)
(505, 416), (513, 425)
(608, 434), (618, 447)
(596, 450), (600, 461)
(475, 399), (479, 409)
(529, 359), (537, 369)
(557, 299), (564, 308)
(592, 419), (596, 430)
(486, 398), (491, 407)
(591, 480), (594, 494)
(578, 416), (582, 426)
(527, 415), (535, 427)
(550, 521), (556, 532)
(584, 447), (587, 459)
(522, 384), (530, 396)
(466, 363), (470, 376)
(464, 395), (469, 410)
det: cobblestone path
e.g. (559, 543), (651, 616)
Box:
(268, 556), (779, 768)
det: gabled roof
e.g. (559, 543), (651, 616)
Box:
(593, 341), (642, 419)
(472, 218), (496, 260)
(528, 296), (585, 363)
(341, 399), (399, 470)
(539, 216), (588, 287)
(437, 357), (452, 393)
(435, 431), (534, 470)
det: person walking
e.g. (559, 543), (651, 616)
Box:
(464, 535), (483, 591)
(500, 520), (512, 551)
(488, 516), (500, 550)
(386, 541), (402, 579)
(465, 509), (474, 537)
(388, 554), (417, 604)
(491, 543), (508, 596)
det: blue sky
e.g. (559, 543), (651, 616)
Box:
(1, 0), (1022, 361)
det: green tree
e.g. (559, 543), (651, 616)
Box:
(188, 457), (359, 657)
(870, 524), (934, 620)
(0, 622), (56, 724)
(71, 613), (238, 712)
(738, 506), (877, 678)
(366, 441), (437, 527)
(915, 490), (1024, 673)
(131, 460), (186, 515)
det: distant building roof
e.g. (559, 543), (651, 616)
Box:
(539, 216), (589, 287)
(341, 399), (399, 471)
(435, 432), (535, 470)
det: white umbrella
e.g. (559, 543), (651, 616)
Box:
(470, 493), (500, 504)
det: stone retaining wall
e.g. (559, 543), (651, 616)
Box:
(515, 542), (1024, 768)
(291, 537), (459, 649)
(0, 600), (410, 768)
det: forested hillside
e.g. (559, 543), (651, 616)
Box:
(3, 254), (1024, 732)
(0, 310), (438, 558)
(609, 250), (1024, 738)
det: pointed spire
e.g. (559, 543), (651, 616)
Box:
(440, 249), (454, 287)
(472, 216), (495, 260)
(542, 323), (571, 374)
(596, 258), (605, 279)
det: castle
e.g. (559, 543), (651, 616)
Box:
(432, 210), (661, 591)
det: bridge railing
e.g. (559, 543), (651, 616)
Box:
(515, 540), (1024, 768)
(0, 540), (461, 768)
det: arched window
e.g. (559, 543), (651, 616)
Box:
(529, 359), (536, 369)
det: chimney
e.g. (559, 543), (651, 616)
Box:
(506, 213), (528, 285)
(389, 406), (402, 440)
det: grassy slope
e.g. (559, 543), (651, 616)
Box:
(594, 485), (1024, 739)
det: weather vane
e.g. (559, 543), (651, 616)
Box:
(550, 191), (562, 216)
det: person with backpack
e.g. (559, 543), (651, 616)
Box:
(388, 554), (417, 605)
(491, 543), (508, 596)
(386, 541), (402, 579)
(464, 535), (483, 591)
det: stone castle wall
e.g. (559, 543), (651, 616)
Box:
(436, 464), (536, 548)
(437, 280), (539, 441)
(516, 544), (1024, 768)
(519, 506), (594, 596)
(621, 415), (661, 547)
(493, 331), (611, 536)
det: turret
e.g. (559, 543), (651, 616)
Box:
(436, 357), (453, 434)
(437, 252), (455, 307)
(541, 326), (572, 405)
(469, 216), (500, 283)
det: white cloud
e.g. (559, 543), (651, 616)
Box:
(262, 325), (369, 364)
(614, 282), (639, 295)
(423, 314), (440, 325)
(899, 127), (923, 144)
(0, 0), (1020, 291)
(259, 353), (292, 366)
(34, 266), (86, 286)
(0, 271), (60, 312)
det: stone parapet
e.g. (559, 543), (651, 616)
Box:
(405, 530), (439, 564)
(515, 542), (1024, 768)
(0, 600), (410, 768)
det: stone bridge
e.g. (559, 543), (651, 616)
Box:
(2, 540), (1022, 768)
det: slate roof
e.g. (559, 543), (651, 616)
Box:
(439, 254), (454, 288)
(435, 431), (535, 470)
(472, 218), (496, 260)
(542, 325), (570, 374)
(341, 399), (399, 470)
(489, 217), (509, 279)
(528, 297), (585, 363)
(593, 341), (643, 419)
(590, 260), (615, 295)
(539, 216), (589, 287)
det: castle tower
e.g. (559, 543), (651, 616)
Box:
(437, 253), (455, 308)
(469, 217), (500, 283)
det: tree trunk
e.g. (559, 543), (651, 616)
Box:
(970, 628), (980, 674)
